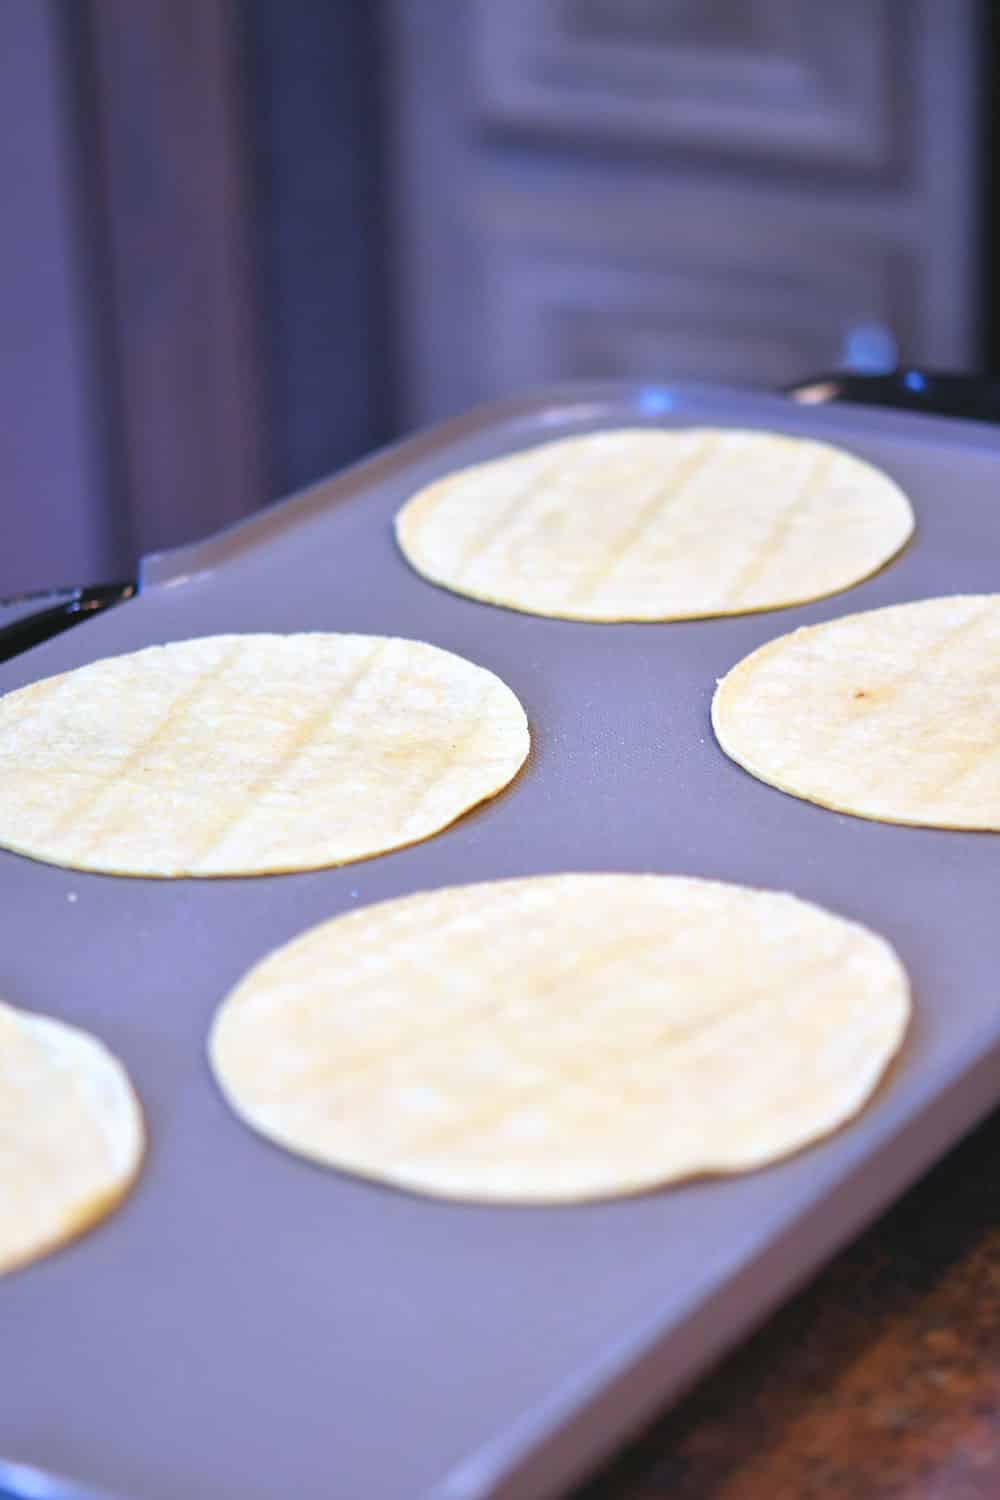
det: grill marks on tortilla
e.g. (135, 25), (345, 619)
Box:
(724, 449), (836, 607)
(48, 639), (249, 862)
(0, 635), (529, 876)
(712, 595), (1000, 829)
(209, 874), (910, 1204)
(185, 640), (390, 869)
(395, 428), (914, 621)
(564, 433), (716, 607)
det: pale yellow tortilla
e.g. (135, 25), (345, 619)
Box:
(395, 428), (914, 621)
(0, 634), (530, 877)
(0, 999), (144, 1275)
(712, 595), (1000, 829)
(209, 874), (910, 1204)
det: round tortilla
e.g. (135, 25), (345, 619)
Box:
(209, 874), (910, 1204)
(0, 634), (530, 877)
(712, 595), (1000, 829)
(395, 427), (914, 621)
(0, 1000), (144, 1275)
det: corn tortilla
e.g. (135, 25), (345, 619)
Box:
(209, 874), (910, 1205)
(713, 595), (1000, 829)
(0, 999), (144, 1276)
(0, 634), (530, 877)
(395, 428), (914, 621)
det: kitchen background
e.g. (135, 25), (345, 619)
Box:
(0, 0), (991, 597)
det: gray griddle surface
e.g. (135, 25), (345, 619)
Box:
(1, 382), (999, 1500)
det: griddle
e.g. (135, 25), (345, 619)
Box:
(1, 378), (999, 1500)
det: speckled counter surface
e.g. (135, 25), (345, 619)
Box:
(576, 1107), (1000, 1499)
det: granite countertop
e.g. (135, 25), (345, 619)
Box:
(575, 1106), (1000, 1500)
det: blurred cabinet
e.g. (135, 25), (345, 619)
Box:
(475, 0), (894, 169)
(0, 0), (118, 597)
(384, 0), (979, 425)
(2, 0), (389, 597)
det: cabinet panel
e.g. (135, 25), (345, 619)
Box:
(478, 183), (911, 397)
(473, 0), (895, 171)
(485, 260), (907, 397)
(386, 0), (976, 427)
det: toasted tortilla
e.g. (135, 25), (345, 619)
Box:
(396, 428), (914, 621)
(0, 999), (144, 1275)
(0, 634), (530, 876)
(209, 873), (909, 1204)
(713, 595), (1000, 829)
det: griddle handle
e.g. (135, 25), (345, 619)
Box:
(0, 582), (136, 665)
(786, 370), (1000, 425)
